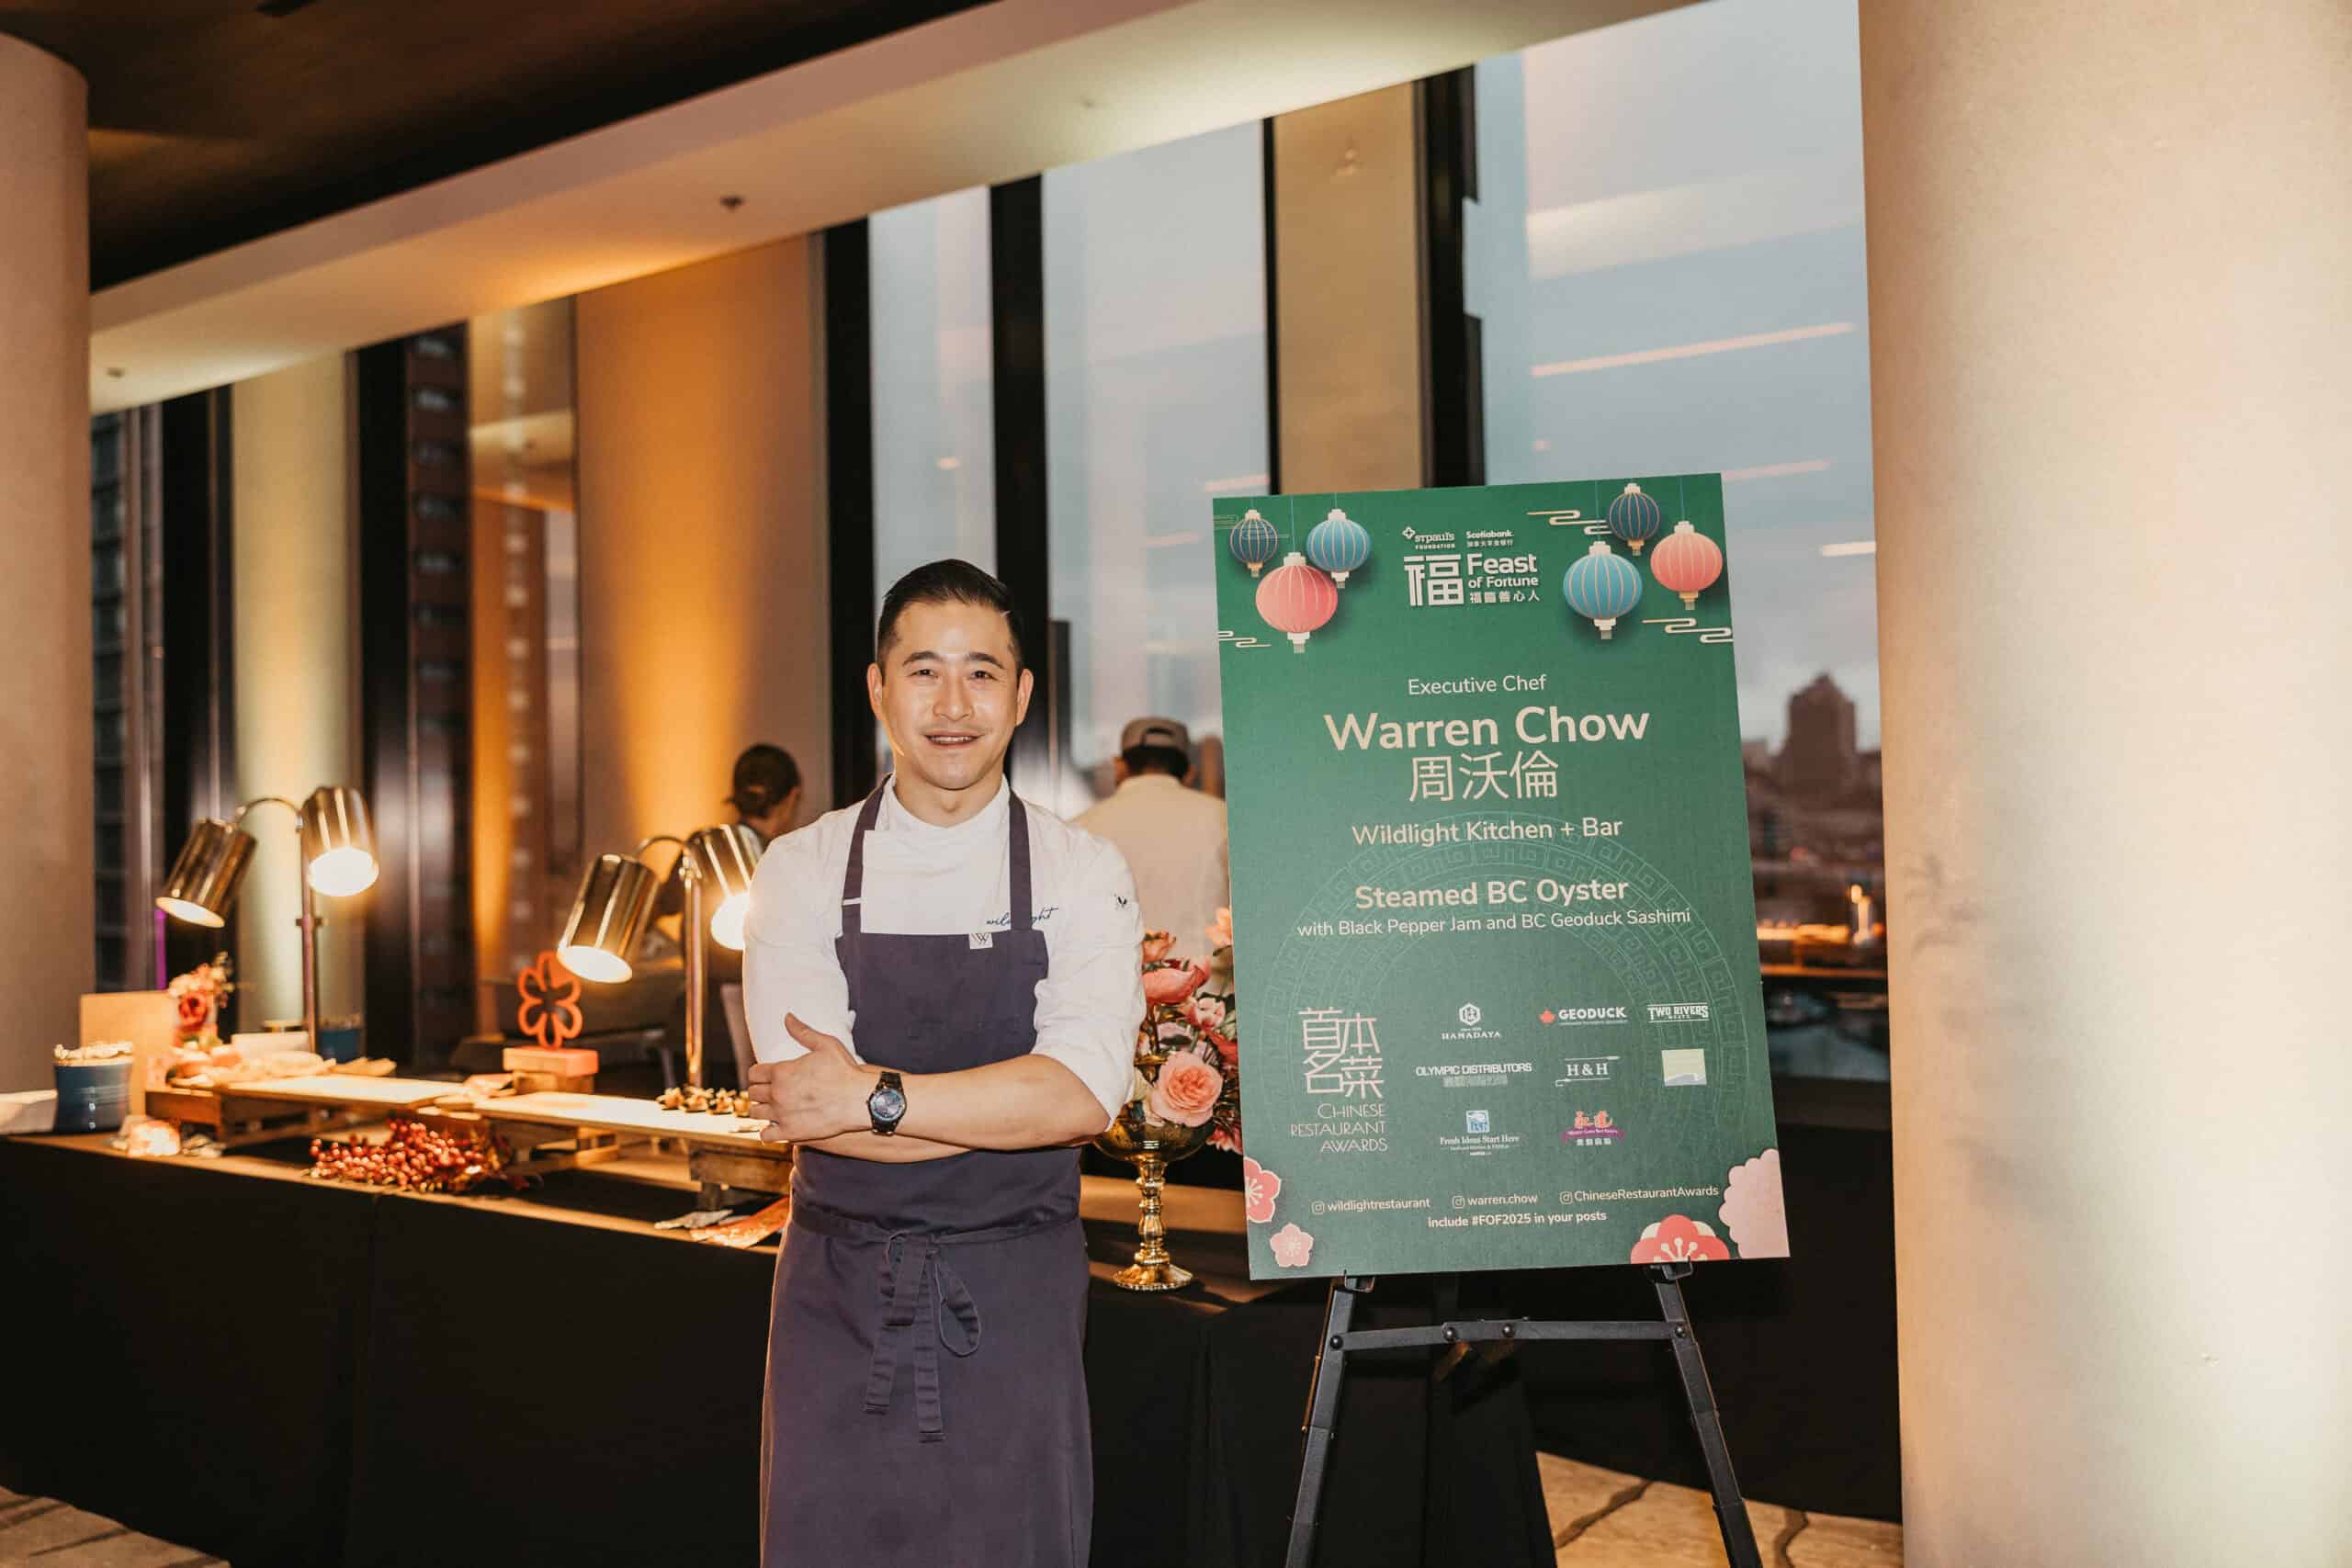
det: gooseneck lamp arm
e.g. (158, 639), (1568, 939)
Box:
(233, 796), (324, 1058)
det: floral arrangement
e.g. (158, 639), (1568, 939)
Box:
(167, 953), (236, 1046)
(1126, 907), (1241, 1154)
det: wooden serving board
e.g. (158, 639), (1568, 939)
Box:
(474, 1091), (774, 1146)
(218, 1075), (454, 1109)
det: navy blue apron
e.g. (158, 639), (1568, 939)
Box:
(762, 780), (1091, 1567)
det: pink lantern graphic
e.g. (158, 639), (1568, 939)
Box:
(1256, 552), (1338, 652)
(1650, 520), (1724, 609)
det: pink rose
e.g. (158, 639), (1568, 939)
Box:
(1269, 1222), (1315, 1269)
(1145, 1053), (1222, 1128)
(1242, 1157), (1281, 1224)
(1185, 994), (1227, 1032)
(1140, 931), (1177, 964)
(1206, 907), (1233, 950)
(1205, 1028), (1238, 1073)
(1143, 959), (1210, 1007)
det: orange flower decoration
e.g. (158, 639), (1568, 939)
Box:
(515, 951), (584, 1049)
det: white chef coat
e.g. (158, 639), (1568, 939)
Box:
(741, 776), (1144, 1122)
(1073, 773), (1230, 957)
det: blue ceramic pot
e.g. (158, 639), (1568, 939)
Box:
(53, 1059), (131, 1134)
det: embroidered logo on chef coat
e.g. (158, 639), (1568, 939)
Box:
(969, 932), (994, 949)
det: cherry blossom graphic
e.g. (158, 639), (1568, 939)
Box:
(1719, 1148), (1789, 1258)
(1269, 1222), (1316, 1269)
(1629, 1214), (1731, 1265)
(1242, 1158), (1283, 1224)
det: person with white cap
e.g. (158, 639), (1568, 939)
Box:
(1075, 717), (1230, 955)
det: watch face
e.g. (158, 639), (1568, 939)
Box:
(869, 1085), (907, 1123)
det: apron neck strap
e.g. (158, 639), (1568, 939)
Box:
(842, 775), (1034, 935)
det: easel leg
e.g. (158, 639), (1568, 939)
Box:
(1283, 1276), (1370, 1568)
(1419, 1273), (1462, 1565)
(1651, 1265), (1763, 1568)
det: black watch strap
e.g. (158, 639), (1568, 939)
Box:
(867, 1069), (907, 1136)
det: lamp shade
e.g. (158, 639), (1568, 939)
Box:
(688, 823), (764, 952)
(156, 818), (258, 926)
(300, 785), (379, 897)
(558, 853), (659, 982)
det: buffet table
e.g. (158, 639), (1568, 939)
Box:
(0, 1132), (1549, 1568)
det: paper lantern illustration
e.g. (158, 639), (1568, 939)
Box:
(1606, 483), (1662, 554)
(1228, 509), (1280, 577)
(1650, 520), (1724, 608)
(1257, 552), (1339, 652)
(1563, 541), (1644, 640)
(1304, 506), (1371, 587)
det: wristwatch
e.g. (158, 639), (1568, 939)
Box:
(866, 1070), (908, 1136)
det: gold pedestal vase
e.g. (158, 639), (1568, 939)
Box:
(1092, 1089), (1215, 1292)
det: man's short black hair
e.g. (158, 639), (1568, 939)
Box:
(876, 559), (1024, 669)
(1122, 744), (1189, 778)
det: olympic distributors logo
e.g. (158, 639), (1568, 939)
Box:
(1561, 1110), (1626, 1146)
(1646, 1002), (1710, 1023)
(1540, 1003), (1629, 1027)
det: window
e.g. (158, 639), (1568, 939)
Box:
(870, 188), (996, 606)
(1044, 124), (1269, 816)
(1469, 0), (1885, 1079)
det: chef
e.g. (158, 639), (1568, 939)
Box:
(741, 558), (1142, 1568)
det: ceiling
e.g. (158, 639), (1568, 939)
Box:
(2, 0), (991, 288)
(79, 0), (1686, 412)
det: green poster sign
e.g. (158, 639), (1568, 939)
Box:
(1213, 478), (1786, 1280)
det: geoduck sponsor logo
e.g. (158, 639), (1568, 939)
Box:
(1541, 1004), (1628, 1026)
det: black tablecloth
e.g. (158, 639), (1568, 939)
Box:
(0, 1135), (1548, 1568)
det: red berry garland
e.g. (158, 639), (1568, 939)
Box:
(310, 1113), (519, 1194)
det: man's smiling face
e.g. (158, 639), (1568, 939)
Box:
(868, 598), (1033, 800)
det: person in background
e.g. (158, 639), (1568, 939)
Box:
(660, 743), (805, 1085)
(1074, 717), (1229, 958)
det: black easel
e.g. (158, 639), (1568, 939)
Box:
(1282, 1265), (1762, 1568)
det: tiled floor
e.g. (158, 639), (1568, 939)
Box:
(1539, 1454), (1904, 1567)
(4, 1464), (1900, 1566)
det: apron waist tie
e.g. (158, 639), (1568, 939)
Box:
(792, 1202), (1074, 1443)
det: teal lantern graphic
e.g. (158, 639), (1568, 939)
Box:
(1564, 540), (1644, 641)
(1229, 509), (1279, 578)
(1304, 506), (1371, 588)
(1606, 483), (1662, 555)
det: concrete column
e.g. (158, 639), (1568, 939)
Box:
(1861, 5), (2351, 1562)
(0, 38), (90, 1088)
(1272, 85), (1424, 493)
(232, 355), (364, 1026)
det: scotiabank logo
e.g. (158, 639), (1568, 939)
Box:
(1646, 1002), (1710, 1023)
(1541, 1005), (1628, 1026)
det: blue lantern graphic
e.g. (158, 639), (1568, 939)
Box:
(1304, 506), (1371, 588)
(1606, 483), (1662, 555)
(1564, 541), (1644, 641)
(1228, 509), (1279, 578)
